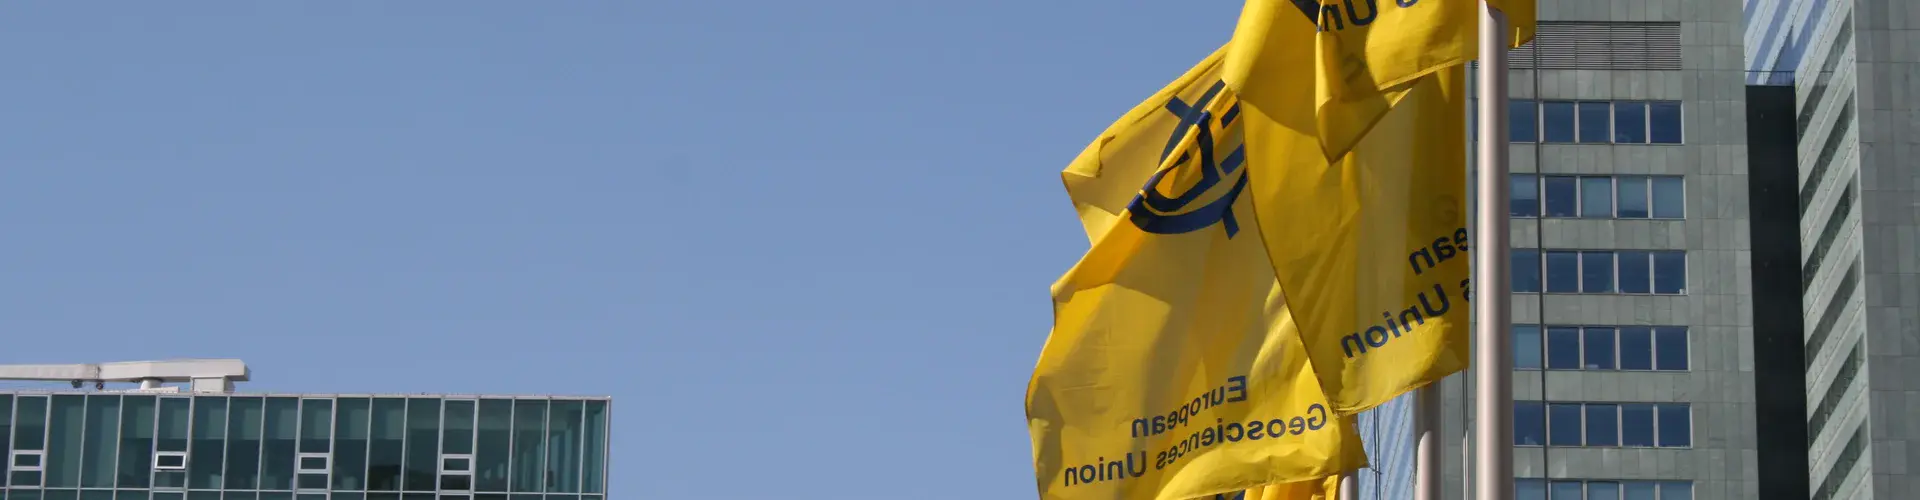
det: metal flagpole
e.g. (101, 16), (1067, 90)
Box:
(1414, 385), (1442, 500)
(1339, 471), (1358, 499)
(1472, 2), (1514, 500)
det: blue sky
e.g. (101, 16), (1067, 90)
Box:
(0, 2), (1243, 498)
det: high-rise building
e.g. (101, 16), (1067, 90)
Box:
(0, 360), (612, 500)
(1439, 0), (1760, 498)
(1743, 0), (1920, 498)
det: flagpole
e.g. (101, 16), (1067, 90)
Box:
(1472, 2), (1514, 500)
(1339, 471), (1358, 499)
(1414, 385), (1441, 500)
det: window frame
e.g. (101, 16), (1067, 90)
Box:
(1508, 99), (1684, 145)
(1523, 250), (1687, 296)
(1509, 174), (1685, 220)
(1515, 402), (1693, 449)
(1516, 325), (1688, 372)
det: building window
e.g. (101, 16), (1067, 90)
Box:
(1512, 174), (1684, 219)
(1512, 100), (1684, 144)
(1543, 176), (1579, 217)
(1515, 401), (1546, 446)
(1517, 480), (1693, 500)
(1512, 100), (1540, 142)
(1514, 250), (1543, 293)
(1512, 174), (1542, 217)
(1578, 101), (1612, 143)
(1521, 250), (1685, 295)
(1649, 102), (1683, 143)
(1520, 248), (1689, 294)
(1542, 101), (1578, 142)
(1516, 402), (1691, 448)
(1615, 101), (1648, 142)
(1514, 325), (1544, 369)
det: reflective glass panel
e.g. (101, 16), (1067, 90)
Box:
(582, 400), (607, 494)
(1587, 481), (1621, 500)
(1618, 251), (1652, 293)
(298, 399), (331, 454)
(1514, 402), (1545, 446)
(115, 396), (156, 487)
(1584, 327), (1617, 369)
(260, 397), (299, 490)
(334, 398), (372, 491)
(1511, 174), (1541, 217)
(444, 400), (477, 456)
(1514, 325), (1543, 369)
(1615, 101), (1647, 143)
(547, 401), (583, 493)
(1543, 176), (1578, 217)
(1623, 481), (1657, 500)
(1616, 176), (1650, 218)
(1582, 251), (1615, 293)
(1619, 327), (1654, 370)
(1652, 177), (1685, 218)
(510, 400), (547, 492)
(1657, 404), (1691, 447)
(403, 398), (441, 492)
(1659, 481), (1693, 500)
(1546, 327), (1581, 370)
(187, 397), (226, 489)
(1621, 404), (1656, 447)
(476, 399), (513, 492)
(1653, 251), (1687, 294)
(1656, 327), (1690, 370)
(0, 395), (11, 483)
(1511, 100), (1539, 142)
(1580, 176), (1613, 217)
(1585, 404), (1620, 446)
(80, 395), (121, 488)
(1513, 250), (1542, 293)
(367, 398), (406, 491)
(224, 397), (262, 490)
(1544, 251), (1579, 293)
(15, 396), (46, 450)
(1649, 101), (1682, 143)
(1547, 403), (1582, 446)
(47, 395), (85, 487)
(1542, 101), (1576, 142)
(1578, 102), (1612, 143)
(1549, 480), (1583, 500)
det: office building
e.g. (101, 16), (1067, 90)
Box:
(1744, 0), (1920, 498)
(1439, 0), (1759, 498)
(0, 360), (611, 500)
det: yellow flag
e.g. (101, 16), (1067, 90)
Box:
(1222, 0), (1535, 161)
(1236, 65), (1473, 415)
(1229, 475), (1343, 500)
(1027, 46), (1366, 500)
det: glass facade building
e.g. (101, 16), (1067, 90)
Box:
(0, 393), (609, 500)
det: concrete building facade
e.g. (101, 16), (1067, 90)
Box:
(1441, 0), (1763, 498)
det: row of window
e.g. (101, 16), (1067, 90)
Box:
(1507, 100), (1684, 144)
(1517, 479), (1693, 500)
(1510, 175), (1686, 220)
(1515, 326), (1689, 371)
(0, 491), (590, 500)
(1513, 250), (1687, 295)
(0, 395), (607, 495)
(1514, 402), (1691, 448)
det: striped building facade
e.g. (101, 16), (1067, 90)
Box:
(1744, 0), (1920, 498)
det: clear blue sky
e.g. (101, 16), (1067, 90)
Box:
(0, 2), (1244, 498)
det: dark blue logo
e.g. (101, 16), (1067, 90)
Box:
(1124, 80), (1248, 238)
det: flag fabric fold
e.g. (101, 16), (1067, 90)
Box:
(1222, 0), (1536, 162)
(1026, 46), (1365, 500)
